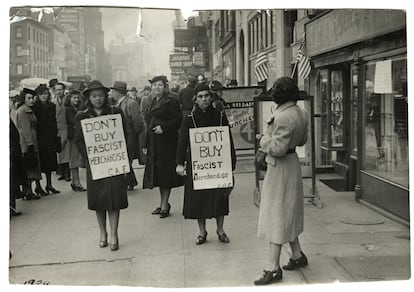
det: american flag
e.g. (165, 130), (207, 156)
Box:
(296, 37), (311, 79)
(254, 43), (269, 83)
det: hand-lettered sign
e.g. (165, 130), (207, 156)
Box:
(81, 114), (130, 180)
(189, 126), (233, 190)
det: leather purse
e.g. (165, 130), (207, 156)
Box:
(255, 149), (267, 171)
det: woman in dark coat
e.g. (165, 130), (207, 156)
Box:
(33, 84), (60, 195)
(74, 80), (128, 251)
(176, 84), (236, 245)
(143, 76), (184, 218)
(65, 89), (86, 192)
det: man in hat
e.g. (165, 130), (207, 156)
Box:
(110, 81), (143, 190)
(49, 78), (58, 100)
(128, 86), (141, 106)
(53, 81), (71, 181)
(178, 76), (197, 118)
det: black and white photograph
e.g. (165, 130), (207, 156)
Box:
(4, 0), (412, 289)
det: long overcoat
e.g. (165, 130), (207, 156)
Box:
(143, 93), (184, 189)
(66, 105), (85, 168)
(257, 101), (308, 244)
(33, 101), (58, 172)
(176, 105), (236, 219)
(53, 96), (70, 164)
(74, 106), (128, 211)
(15, 104), (41, 180)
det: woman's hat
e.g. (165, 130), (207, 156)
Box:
(49, 78), (58, 88)
(35, 84), (49, 95)
(209, 80), (223, 91)
(82, 80), (110, 97)
(110, 81), (128, 93)
(271, 76), (299, 103)
(194, 83), (211, 95)
(149, 75), (168, 86)
(18, 88), (37, 103)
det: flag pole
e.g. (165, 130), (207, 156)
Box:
(291, 58), (298, 79)
(292, 32), (306, 79)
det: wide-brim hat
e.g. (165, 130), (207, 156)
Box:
(82, 80), (110, 97)
(149, 75), (168, 86)
(110, 81), (128, 93)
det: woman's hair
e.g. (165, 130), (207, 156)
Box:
(270, 76), (299, 104)
(64, 89), (82, 107)
(34, 84), (51, 101)
(18, 88), (36, 105)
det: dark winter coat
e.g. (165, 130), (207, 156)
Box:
(176, 105), (236, 219)
(33, 101), (58, 172)
(74, 106), (128, 211)
(143, 93), (184, 189)
(10, 119), (27, 186)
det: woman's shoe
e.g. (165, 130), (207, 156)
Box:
(151, 207), (161, 215)
(195, 232), (208, 245)
(45, 186), (60, 194)
(254, 268), (283, 285)
(76, 185), (86, 192)
(216, 231), (230, 243)
(35, 187), (48, 196)
(110, 239), (119, 251)
(99, 235), (108, 248)
(282, 252), (308, 270)
(24, 192), (41, 200)
(159, 203), (171, 218)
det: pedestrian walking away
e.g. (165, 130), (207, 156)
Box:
(254, 77), (309, 286)
(110, 81), (143, 191)
(176, 83), (236, 245)
(74, 80), (129, 251)
(143, 75), (184, 218)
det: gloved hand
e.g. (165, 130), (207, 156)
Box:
(176, 164), (186, 176)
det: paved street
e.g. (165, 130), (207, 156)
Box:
(9, 161), (411, 287)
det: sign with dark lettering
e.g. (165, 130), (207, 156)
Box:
(189, 126), (233, 190)
(81, 114), (130, 180)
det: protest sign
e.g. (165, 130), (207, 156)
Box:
(81, 114), (130, 180)
(189, 126), (233, 190)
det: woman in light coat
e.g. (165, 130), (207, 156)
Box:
(254, 77), (309, 285)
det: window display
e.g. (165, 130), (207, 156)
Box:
(364, 55), (408, 187)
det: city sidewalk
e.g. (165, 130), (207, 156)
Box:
(8, 161), (411, 287)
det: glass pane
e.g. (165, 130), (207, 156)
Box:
(351, 67), (358, 153)
(319, 70), (329, 146)
(330, 70), (344, 147)
(364, 56), (408, 188)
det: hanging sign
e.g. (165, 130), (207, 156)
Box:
(81, 114), (130, 180)
(189, 126), (233, 190)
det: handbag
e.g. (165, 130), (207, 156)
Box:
(56, 136), (62, 153)
(255, 149), (267, 171)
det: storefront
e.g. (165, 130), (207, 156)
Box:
(305, 10), (408, 222)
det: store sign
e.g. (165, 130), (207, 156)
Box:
(81, 114), (130, 180)
(182, 61), (193, 67)
(189, 126), (233, 190)
(170, 61), (183, 68)
(170, 54), (191, 62)
(193, 52), (205, 66)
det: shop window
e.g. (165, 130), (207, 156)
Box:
(364, 55), (408, 187)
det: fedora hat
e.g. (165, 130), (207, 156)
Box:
(49, 78), (58, 88)
(82, 80), (110, 97)
(129, 86), (137, 92)
(110, 81), (128, 93)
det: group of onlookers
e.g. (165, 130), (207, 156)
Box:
(11, 74), (309, 285)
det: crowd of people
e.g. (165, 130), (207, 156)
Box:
(10, 75), (309, 285)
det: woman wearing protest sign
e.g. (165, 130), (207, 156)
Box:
(254, 77), (308, 285)
(176, 83), (236, 245)
(143, 75), (184, 218)
(74, 80), (128, 251)
(65, 89), (86, 192)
